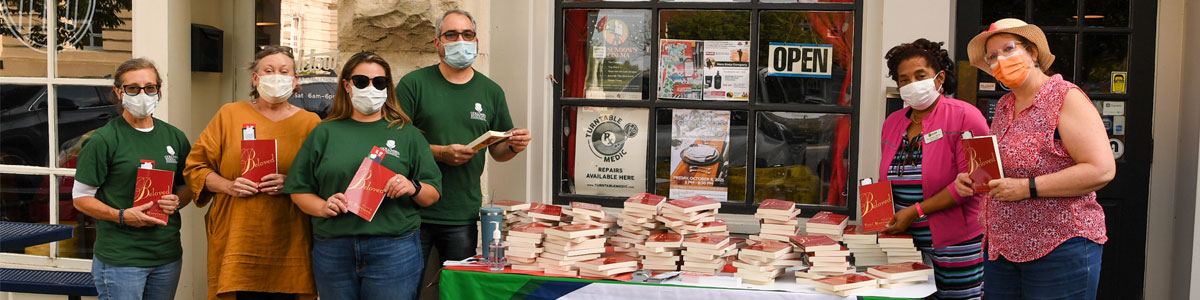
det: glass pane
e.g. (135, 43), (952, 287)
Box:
(658, 10), (751, 101)
(1030, 0), (1078, 27)
(560, 106), (652, 197)
(565, 0), (649, 2)
(56, 85), (118, 167)
(981, 0), (1025, 24)
(754, 112), (849, 207)
(0, 174), (51, 257)
(662, 0), (749, 2)
(57, 175), (95, 259)
(56, 0), (134, 78)
(758, 11), (854, 106)
(1045, 33), (1076, 80)
(1079, 34), (1128, 94)
(0, 0), (50, 77)
(655, 109), (748, 202)
(1, 84), (51, 167)
(563, 9), (652, 100)
(761, 0), (856, 3)
(1084, 0), (1129, 27)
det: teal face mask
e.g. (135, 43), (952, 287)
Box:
(443, 41), (478, 69)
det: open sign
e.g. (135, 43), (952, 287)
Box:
(766, 43), (834, 78)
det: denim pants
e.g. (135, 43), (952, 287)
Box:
(312, 230), (424, 300)
(420, 223), (478, 263)
(91, 258), (182, 300)
(984, 237), (1104, 300)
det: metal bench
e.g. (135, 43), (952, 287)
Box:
(0, 222), (74, 252)
(0, 268), (97, 299)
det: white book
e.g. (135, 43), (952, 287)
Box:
(466, 130), (512, 151)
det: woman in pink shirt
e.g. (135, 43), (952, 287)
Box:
(959, 19), (1115, 300)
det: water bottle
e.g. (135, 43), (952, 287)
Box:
(486, 226), (506, 272)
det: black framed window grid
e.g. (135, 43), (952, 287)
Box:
(551, 0), (864, 218)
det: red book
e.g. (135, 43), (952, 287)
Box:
(963, 135), (1005, 193)
(682, 234), (731, 249)
(789, 234), (840, 251)
(545, 224), (605, 238)
(740, 240), (792, 258)
(878, 232), (914, 240)
(344, 147), (396, 222)
(527, 202), (565, 219)
(510, 223), (553, 234)
(757, 198), (796, 213)
(808, 211), (849, 227)
(577, 256), (638, 271)
(866, 262), (934, 280)
(813, 274), (878, 291)
(664, 196), (720, 213)
(133, 162), (173, 223)
(492, 199), (531, 211)
(570, 201), (604, 212)
(645, 232), (684, 248)
(859, 181), (894, 233)
(240, 139), (277, 183)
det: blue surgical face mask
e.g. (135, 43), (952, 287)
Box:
(443, 41), (478, 69)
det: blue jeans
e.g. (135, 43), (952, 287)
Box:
(984, 237), (1103, 300)
(419, 223), (478, 263)
(312, 230), (424, 300)
(91, 258), (182, 300)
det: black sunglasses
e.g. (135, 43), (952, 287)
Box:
(350, 75), (389, 90)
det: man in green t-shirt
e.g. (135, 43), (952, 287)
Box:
(397, 9), (531, 262)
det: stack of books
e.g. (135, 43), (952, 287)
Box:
(519, 202), (566, 227)
(638, 232), (684, 271)
(679, 234), (736, 275)
(843, 225), (888, 267)
(753, 199), (801, 242)
(566, 201), (618, 230)
(866, 262), (934, 288)
(658, 196), (721, 234)
(805, 211), (849, 241)
(811, 274), (880, 296)
(493, 199), (532, 230)
(879, 233), (922, 264)
(539, 224), (607, 276)
(792, 234), (853, 278)
(732, 240), (794, 285)
(505, 223), (550, 271)
(677, 219), (730, 236)
(612, 193), (667, 254)
(575, 256), (639, 278)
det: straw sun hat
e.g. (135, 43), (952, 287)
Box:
(966, 18), (1055, 73)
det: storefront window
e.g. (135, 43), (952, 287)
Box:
(553, 0), (861, 216)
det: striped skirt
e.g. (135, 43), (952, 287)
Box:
(925, 234), (985, 300)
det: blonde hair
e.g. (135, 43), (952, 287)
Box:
(326, 51), (412, 129)
(247, 45), (299, 99)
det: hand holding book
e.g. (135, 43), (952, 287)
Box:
(122, 201), (170, 227)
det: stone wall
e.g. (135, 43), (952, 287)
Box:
(337, 0), (491, 77)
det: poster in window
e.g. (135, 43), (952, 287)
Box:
(701, 40), (750, 101)
(658, 39), (703, 100)
(669, 109), (731, 201)
(574, 106), (649, 196)
(584, 10), (650, 100)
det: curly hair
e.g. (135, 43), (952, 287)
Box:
(885, 38), (957, 95)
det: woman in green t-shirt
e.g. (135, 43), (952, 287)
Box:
(283, 51), (442, 300)
(72, 58), (193, 300)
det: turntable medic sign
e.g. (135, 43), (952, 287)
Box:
(574, 107), (648, 196)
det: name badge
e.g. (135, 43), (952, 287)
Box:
(923, 129), (944, 144)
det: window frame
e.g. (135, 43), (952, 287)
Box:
(550, 0), (864, 218)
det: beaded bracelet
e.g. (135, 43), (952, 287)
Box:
(118, 208), (126, 226)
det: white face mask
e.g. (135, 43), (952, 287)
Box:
(256, 74), (295, 103)
(898, 75), (942, 110)
(350, 86), (388, 115)
(122, 92), (159, 119)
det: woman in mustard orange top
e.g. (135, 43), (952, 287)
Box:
(184, 46), (320, 300)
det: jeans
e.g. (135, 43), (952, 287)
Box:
(91, 258), (182, 300)
(420, 223), (478, 263)
(312, 230), (424, 300)
(984, 237), (1103, 300)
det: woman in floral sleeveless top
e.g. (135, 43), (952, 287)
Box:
(959, 19), (1115, 300)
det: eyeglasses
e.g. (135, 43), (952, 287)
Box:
(984, 41), (1025, 65)
(119, 84), (160, 96)
(350, 75), (389, 90)
(439, 31), (477, 41)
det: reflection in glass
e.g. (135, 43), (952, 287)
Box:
(661, 0), (749, 3)
(1030, 0), (1077, 27)
(564, 9), (653, 100)
(981, 0), (1025, 24)
(55, 0), (134, 78)
(755, 112), (849, 206)
(1084, 0), (1129, 27)
(659, 10), (751, 41)
(1080, 34), (1128, 93)
(0, 84), (51, 167)
(761, 0), (855, 3)
(560, 106), (652, 197)
(655, 109), (748, 202)
(757, 11), (854, 106)
(1045, 33), (1076, 81)
(56, 85), (119, 167)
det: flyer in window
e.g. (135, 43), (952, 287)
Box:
(701, 40), (750, 101)
(669, 109), (731, 201)
(584, 10), (650, 100)
(658, 39), (703, 100)
(574, 106), (649, 196)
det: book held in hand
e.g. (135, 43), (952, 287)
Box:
(859, 179), (894, 233)
(240, 139), (278, 183)
(344, 147), (396, 222)
(962, 133), (1005, 194)
(466, 130), (513, 151)
(134, 160), (173, 223)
